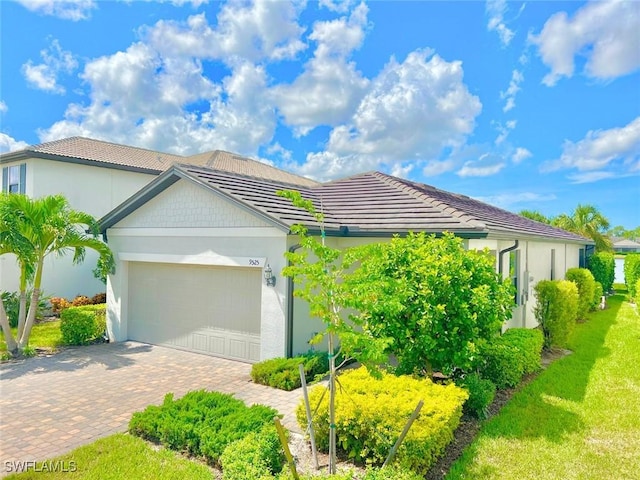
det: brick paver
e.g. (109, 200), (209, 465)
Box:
(0, 342), (304, 474)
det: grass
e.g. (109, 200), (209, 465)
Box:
(0, 320), (63, 353)
(447, 290), (640, 479)
(4, 434), (213, 480)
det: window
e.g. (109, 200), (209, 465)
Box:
(510, 250), (520, 305)
(550, 249), (556, 280)
(579, 248), (586, 268)
(2, 164), (26, 194)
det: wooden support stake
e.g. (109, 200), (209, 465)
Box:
(383, 400), (424, 468)
(275, 417), (299, 480)
(299, 363), (320, 469)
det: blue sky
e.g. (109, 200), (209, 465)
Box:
(1, 0), (638, 228)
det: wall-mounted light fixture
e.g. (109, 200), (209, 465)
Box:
(264, 264), (276, 287)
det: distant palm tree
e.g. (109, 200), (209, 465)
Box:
(519, 209), (551, 224)
(552, 204), (612, 252)
(0, 193), (113, 356)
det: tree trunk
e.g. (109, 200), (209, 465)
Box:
(17, 281), (28, 340)
(0, 294), (18, 354)
(18, 257), (43, 348)
(328, 331), (337, 474)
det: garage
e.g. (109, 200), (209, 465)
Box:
(127, 261), (262, 362)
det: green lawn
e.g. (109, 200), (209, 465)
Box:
(447, 291), (640, 479)
(4, 434), (213, 480)
(0, 320), (62, 353)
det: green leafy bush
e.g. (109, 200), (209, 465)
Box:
(624, 254), (640, 301)
(220, 425), (284, 480)
(346, 232), (513, 376)
(455, 373), (496, 419)
(1, 291), (50, 328)
(565, 268), (596, 319)
(296, 366), (467, 474)
(251, 351), (330, 391)
(129, 390), (278, 465)
(479, 328), (544, 389)
(587, 252), (615, 293)
(593, 282), (604, 310)
(60, 304), (106, 345)
(534, 280), (578, 348)
(636, 279), (640, 305)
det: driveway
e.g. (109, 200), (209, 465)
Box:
(0, 342), (303, 473)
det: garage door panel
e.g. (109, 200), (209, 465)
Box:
(128, 262), (261, 362)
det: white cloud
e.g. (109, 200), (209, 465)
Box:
(297, 50), (482, 180)
(543, 117), (640, 175)
(512, 147), (532, 163)
(494, 119), (516, 145)
(501, 69), (523, 112)
(21, 38), (78, 94)
(0, 133), (29, 153)
(273, 2), (369, 135)
(486, 0), (514, 46)
(423, 159), (456, 177)
(16, 0), (96, 21)
(144, 1), (306, 64)
(475, 191), (557, 209)
(457, 153), (505, 177)
(568, 171), (617, 184)
(530, 0), (640, 86)
(319, 0), (357, 13)
(0, 101), (7, 114)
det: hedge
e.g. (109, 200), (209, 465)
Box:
(220, 425), (284, 480)
(587, 252), (615, 293)
(296, 366), (467, 474)
(129, 390), (278, 465)
(624, 254), (640, 301)
(479, 328), (544, 389)
(250, 351), (330, 391)
(565, 268), (596, 320)
(60, 304), (106, 345)
(534, 280), (579, 348)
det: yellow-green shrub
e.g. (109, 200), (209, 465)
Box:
(60, 304), (106, 345)
(296, 367), (467, 474)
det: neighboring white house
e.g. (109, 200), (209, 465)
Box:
(99, 164), (592, 363)
(612, 238), (640, 253)
(0, 137), (316, 299)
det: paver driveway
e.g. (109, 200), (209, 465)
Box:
(0, 342), (303, 473)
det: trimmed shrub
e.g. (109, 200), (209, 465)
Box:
(220, 425), (284, 480)
(455, 373), (496, 419)
(60, 304), (106, 345)
(565, 268), (596, 319)
(593, 282), (604, 310)
(534, 280), (578, 348)
(479, 328), (544, 389)
(129, 390), (279, 465)
(251, 351), (330, 391)
(625, 254), (640, 301)
(587, 252), (615, 293)
(296, 366), (467, 474)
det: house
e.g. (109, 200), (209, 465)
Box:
(0, 137), (316, 299)
(612, 238), (640, 254)
(99, 163), (592, 363)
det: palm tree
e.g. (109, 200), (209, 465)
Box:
(0, 193), (113, 356)
(552, 204), (613, 252)
(519, 210), (551, 224)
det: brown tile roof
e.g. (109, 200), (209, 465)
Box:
(1, 137), (318, 187)
(172, 165), (589, 243)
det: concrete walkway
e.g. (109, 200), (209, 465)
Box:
(0, 342), (304, 473)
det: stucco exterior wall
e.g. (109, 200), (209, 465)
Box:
(106, 179), (289, 361)
(0, 157), (156, 299)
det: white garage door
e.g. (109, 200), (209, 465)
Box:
(127, 262), (261, 362)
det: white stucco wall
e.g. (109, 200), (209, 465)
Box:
(0, 157), (157, 299)
(106, 180), (289, 361)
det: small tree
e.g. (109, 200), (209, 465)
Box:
(278, 190), (389, 474)
(0, 193), (114, 356)
(534, 279), (578, 348)
(565, 268), (596, 320)
(346, 232), (514, 376)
